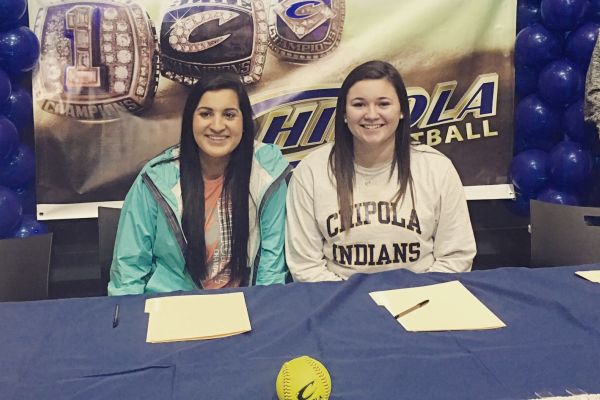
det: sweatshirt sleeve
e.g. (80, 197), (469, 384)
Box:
(285, 166), (343, 282)
(427, 164), (476, 273)
(107, 173), (158, 295)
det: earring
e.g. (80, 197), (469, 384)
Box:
(399, 113), (404, 119)
(343, 117), (347, 124)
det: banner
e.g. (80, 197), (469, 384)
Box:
(30, 0), (516, 220)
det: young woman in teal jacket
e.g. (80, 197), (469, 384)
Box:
(108, 74), (291, 295)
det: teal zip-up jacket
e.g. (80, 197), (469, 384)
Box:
(108, 141), (291, 295)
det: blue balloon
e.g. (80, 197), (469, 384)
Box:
(515, 24), (563, 68)
(510, 149), (549, 196)
(0, 143), (35, 189)
(590, 150), (600, 168)
(0, 27), (40, 75)
(515, 94), (562, 151)
(514, 130), (561, 154)
(506, 192), (534, 217)
(537, 187), (580, 205)
(541, 0), (587, 32)
(0, 0), (27, 31)
(0, 13), (29, 35)
(13, 184), (35, 215)
(549, 141), (593, 190)
(0, 184), (21, 236)
(0, 67), (10, 106)
(537, 59), (584, 107)
(0, 85), (33, 133)
(516, 64), (539, 99)
(11, 215), (48, 238)
(562, 100), (598, 144)
(566, 22), (600, 70)
(518, 0), (542, 32)
(0, 116), (18, 161)
(589, 0), (600, 21)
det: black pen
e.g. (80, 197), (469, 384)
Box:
(112, 304), (120, 328)
(394, 299), (429, 319)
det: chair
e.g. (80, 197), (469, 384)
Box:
(0, 233), (53, 302)
(530, 200), (600, 267)
(98, 207), (122, 295)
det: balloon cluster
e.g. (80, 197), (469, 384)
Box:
(512, 0), (600, 215)
(0, 0), (47, 238)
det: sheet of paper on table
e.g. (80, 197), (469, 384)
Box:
(144, 292), (251, 343)
(529, 394), (600, 400)
(575, 271), (600, 283)
(370, 280), (506, 332)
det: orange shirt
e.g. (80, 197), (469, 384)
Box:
(202, 176), (240, 289)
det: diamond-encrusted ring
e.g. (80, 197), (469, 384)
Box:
(159, 0), (268, 86)
(268, 0), (345, 62)
(33, 0), (159, 121)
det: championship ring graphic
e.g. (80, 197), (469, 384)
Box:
(268, 0), (345, 62)
(159, 0), (268, 86)
(32, 0), (159, 121)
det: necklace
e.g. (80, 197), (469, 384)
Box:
(357, 160), (391, 187)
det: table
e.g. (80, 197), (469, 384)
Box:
(1, 265), (600, 399)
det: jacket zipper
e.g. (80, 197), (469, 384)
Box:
(249, 164), (293, 286)
(142, 172), (202, 290)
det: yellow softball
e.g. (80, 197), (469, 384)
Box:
(276, 355), (332, 400)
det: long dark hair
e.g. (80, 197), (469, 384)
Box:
(179, 73), (254, 285)
(330, 60), (413, 230)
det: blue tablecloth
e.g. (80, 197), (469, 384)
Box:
(1, 265), (600, 400)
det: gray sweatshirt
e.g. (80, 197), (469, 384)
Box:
(285, 143), (476, 282)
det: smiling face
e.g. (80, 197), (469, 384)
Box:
(193, 88), (244, 175)
(345, 78), (403, 160)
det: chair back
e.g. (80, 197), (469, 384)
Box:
(0, 233), (53, 302)
(530, 200), (600, 267)
(98, 207), (122, 295)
